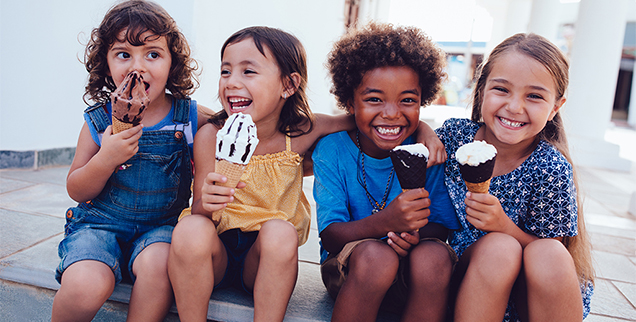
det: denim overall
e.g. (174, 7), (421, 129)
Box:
(56, 98), (194, 284)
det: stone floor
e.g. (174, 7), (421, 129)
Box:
(1, 111), (635, 321)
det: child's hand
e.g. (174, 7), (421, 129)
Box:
(386, 230), (420, 257)
(382, 188), (431, 233)
(464, 192), (514, 233)
(200, 172), (246, 213)
(98, 125), (143, 169)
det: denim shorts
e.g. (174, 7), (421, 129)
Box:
(214, 228), (259, 294)
(55, 205), (174, 284)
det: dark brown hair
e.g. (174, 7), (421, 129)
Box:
(471, 33), (593, 285)
(209, 26), (313, 137)
(326, 22), (447, 111)
(83, 0), (199, 105)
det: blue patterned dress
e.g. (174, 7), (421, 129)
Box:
(436, 118), (592, 321)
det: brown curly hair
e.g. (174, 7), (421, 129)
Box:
(83, 0), (199, 105)
(209, 26), (314, 138)
(326, 22), (446, 111)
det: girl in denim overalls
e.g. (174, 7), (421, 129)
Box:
(52, 1), (210, 321)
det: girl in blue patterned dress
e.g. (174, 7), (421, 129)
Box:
(436, 33), (594, 322)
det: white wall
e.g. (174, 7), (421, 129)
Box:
(0, 0), (346, 151)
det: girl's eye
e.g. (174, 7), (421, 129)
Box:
(528, 93), (544, 100)
(244, 69), (256, 75)
(147, 52), (159, 59)
(402, 97), (417, 103)
(116, 52), (130, 59)
(221, 70), (230, 76)
(493, 86), (508, 93)
(364, 97), (382, 103)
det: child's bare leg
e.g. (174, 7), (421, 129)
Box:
(127, 242), (172, 322)
(520, 238), (583, 322)
(168, 215), (227, 322)
(454, 232), (522, 322)
(51, 260), (115, 322)
(332, 241), (398, 322)
(243, 219), (298, 322)
(402, 240), (454, 322)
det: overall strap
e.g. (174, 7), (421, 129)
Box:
(84, 103), (110, 133)
(173, 98), (191, 124)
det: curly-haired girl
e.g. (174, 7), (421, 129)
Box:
(52, 1), (210, 321)
(314, 22), (458, 322)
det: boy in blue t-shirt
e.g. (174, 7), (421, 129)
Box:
(313, 22), (459, 322)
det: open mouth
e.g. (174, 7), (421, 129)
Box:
(498, 117), (525, 128)
(228, 97), (252, 111)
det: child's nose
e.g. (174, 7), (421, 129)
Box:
(381, 103), (400, 119)
(507, 96), (525, 113)
(130, 57), (146, 73)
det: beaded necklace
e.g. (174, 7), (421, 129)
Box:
(355, 131), (394, 214)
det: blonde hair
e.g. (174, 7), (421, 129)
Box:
(471, 33), (594, 285)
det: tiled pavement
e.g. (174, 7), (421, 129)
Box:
(1, 114), (635, 321)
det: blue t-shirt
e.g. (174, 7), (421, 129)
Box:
(313, 131), (460, 263)
(436, 118), (592, 321)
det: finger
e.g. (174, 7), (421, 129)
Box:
(205, 172), (227, 185)
(400, 231), (420, 245)
(387, 237), (409, 257)
(236, 181), (247, 189)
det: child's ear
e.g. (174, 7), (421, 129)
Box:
(345, 100), (355, 115)
(282, 72), (301, 99)
(548, 97), (566, 121)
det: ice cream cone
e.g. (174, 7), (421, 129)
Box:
(390, 143), (429, 191)
(465, 178), (491, 193)
(212, 158), (247, 221)
(112, 117), (134, 134)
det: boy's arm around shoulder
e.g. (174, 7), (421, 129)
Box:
(66, 122), (142, 203)
(300, 113), (355, 176)
(415, 120), (446, 167)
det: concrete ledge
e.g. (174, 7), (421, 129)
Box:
(0, 148), (75, 170)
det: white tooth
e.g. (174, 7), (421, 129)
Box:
(378, 127), (400, 135)
(501, 118), (523, 127)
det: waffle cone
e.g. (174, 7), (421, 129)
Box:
(465, 178), (491, 193)
(112, 117), (134, 134)
(212, 159), (247, 221)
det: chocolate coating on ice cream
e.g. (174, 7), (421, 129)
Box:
(111, 71), (149, 126)
(456, 141), (497, 183)
(390, 143), (429, 190)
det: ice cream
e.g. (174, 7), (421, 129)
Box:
(390, 143), (429, 192)
(213, 113), (259, 219)
(456, 140), (497, 193)
(111, 71), (149, 133)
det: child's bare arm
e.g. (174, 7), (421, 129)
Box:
(415, 121), (446, 167)
(196, 104), (214, 129)
(66, 123), (142, 203)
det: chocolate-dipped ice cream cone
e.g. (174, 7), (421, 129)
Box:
(456, 140), (497, 193)
(390, 143), (429, 192)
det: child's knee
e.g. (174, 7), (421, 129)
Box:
(410, 241), (454, 279)
(348, 242), (399, 281)
(171, 215), (218, 255)
(524, 239), (576, 285)
(61, 261), (115, 300)
(259, 219), (299, 252)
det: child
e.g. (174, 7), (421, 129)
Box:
(167, 26), (445, 322)
(436, 33), (594, 321)
(52, 1), (210, 321)
(313, 23), (460, 322)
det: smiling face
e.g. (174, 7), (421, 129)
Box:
(218, 38), (287, 126)
(480, 51), (565, 152)
(106, 30), (171, 107)
(349, 66), (421, 159)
